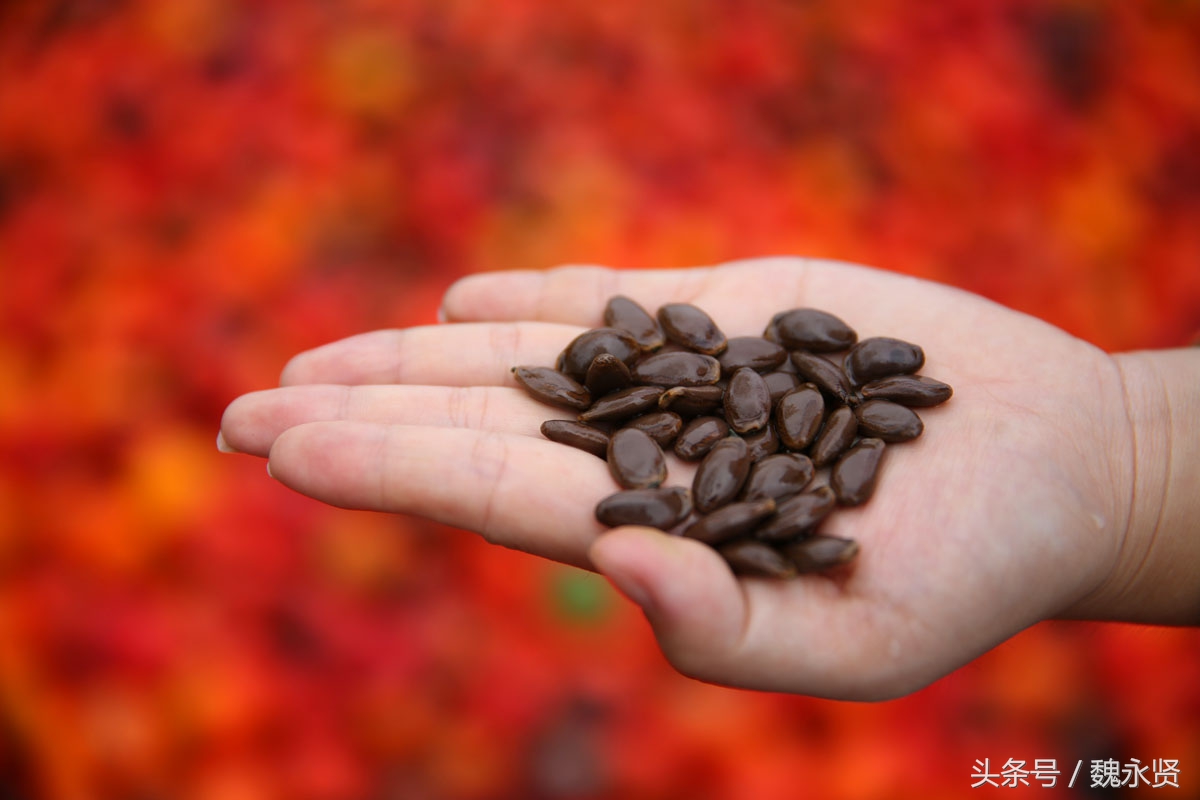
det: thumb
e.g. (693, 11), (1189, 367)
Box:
(588, 526), (748, 683)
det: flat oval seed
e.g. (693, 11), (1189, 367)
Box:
(631, 351), (721, 386)
(584, 353), (632, 397)
(754, 486), (837, 541)
(683, 498), (777, 545)
(831, 438), (885, 506)
(855, 399), (924, 442)
(860, 375), (953, 407)
(775, 384), (826, 451)
(560, 328), (642, 381)
(782, 535), (860, 573)
(512, 366), (592, 410)
(604, 295), (665, 350)
(809, 405), (858, 467)
(762, 371), (801, 405)
(789, 351), (852, 403)
(844, 337), (925, 387)
(741, 453), (814, 502)
(622, 411), (683, 448)
(607, 428), (668, 489)
(717, 337), (787, 372)
(724, 367), (772, 434)
(658, 385), (724, 416)
(540, 420), (609, 459)
(657, 303), (728, 355)
(595, 487), (692, 529)
(673, 416), (730, 461)
(718, 540), (797, 578)
(692, 436), (752, 513)
(743, 422), (780, 460)
(775, 308), (857, 352)
(578, 385), (664, 423)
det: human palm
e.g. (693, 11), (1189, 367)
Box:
(220, 258), (1133, 699)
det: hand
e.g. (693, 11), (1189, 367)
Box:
(219, 257), (1148, 700)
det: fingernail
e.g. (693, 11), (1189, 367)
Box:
(436, 304), (448, 324)
(266, 461), (275, 479)
(216, 432), (237, 453)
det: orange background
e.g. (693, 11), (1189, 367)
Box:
(1, 1), (1198, 798)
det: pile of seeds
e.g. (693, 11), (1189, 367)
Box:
(512, 297), (952, 578)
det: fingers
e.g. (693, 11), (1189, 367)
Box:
(267, 421), (611, 569)
(278, 322), (585, 386)
(221, 384), (556, 456)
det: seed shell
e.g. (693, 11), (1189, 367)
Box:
(692, 436), (752, 513)
(683, 498), (777, 545)
(854, 399), (924, 442)
(724, 367), (772, 434)
(607, 428), (668, 489)
(604, 296), (665, 350)
(831, 438), (885, 506)
(718, 540), (797, 578)
(540, 420), (609, 459)
(512, 366), (592, 411)
(657, 303), (728, 355)
(595, 487), (692, 529)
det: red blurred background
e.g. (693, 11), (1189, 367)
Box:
(1, 1), (1198, 798)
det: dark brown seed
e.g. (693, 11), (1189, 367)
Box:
(742, 422), (780, 460)
(578, 385), (664, 423)
(774, 308), (857, 352)
(584, 353), (632, 396)
(831, 438), (885, 505)
(762, 371), (801, 405)
(789, 351), (852, 403)
(754, 486), (837, 541)
(604, 295), (665, 350)
(854, 399), (924, 442)
(717, 337), (787, 372)
(630, 351), (721, 386)
(718, 540), (797, 578)
(741, 453), (815, 502)
(595, 487), (692, 529)
(512, 366), (592, 410)
(809, 405), (857, 467)
(683, 498), (777, 545)
(844, 337), (925, 387)
(560, 327), (642, 381)
(723, 367), (772, 434)
(761, 311), (787, 344)
(860, 375), (953, 407)
(658, 385), (724, 416)
(673, 416), (730, 461)
(657, 303), (728, 355)
(607, 428), (668, 489)
(782, 535), (860, 573)
(540, 420), (610, 459)
(692, 436), (752, 513)
(775, 384), (826, 451)
(622, 411), (683, 448)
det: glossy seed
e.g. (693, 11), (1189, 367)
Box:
(540, 420), (609, 459)
(560, 327), (642, 381)
(584, 353), (632, 397)
(512, 366), (592, 410)
(774, 308), (857, 352)
(724, 367), (772, 434)
(762, 371), (801, 405)
(854, 399), (924, 442)
(692, 436), (752, 513)
(844, 337), (925, 387)
(683, 498), (777, 545)
(630, 351), (722, 386)
(761, 311), (787, 344)
(657, 303), (728, 355)
(754, 486), (837, 541)
(789, 351), (852, 403)
(831, 438), (885, 506)
(782, 535), (860, 573)
(741, 453), (815, 502)
(604, 295), (665, 350)
(718, 540), (797, 578)
(578, 385), (664, 423)
(607, 428), (668, 489)
(673, 416), (730, 461)
(809, 405), (858, 467)
(658, 384), (724, 416)
(595, 487), (692, 529)
(860, 374), (953, 407)
(717, 336), (787, 372)
(742, 422), (780, 460)
(775, 384), (826, 451)
(622, 411), (683, 448)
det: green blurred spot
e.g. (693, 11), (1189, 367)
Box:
(549, 568), (612, 625)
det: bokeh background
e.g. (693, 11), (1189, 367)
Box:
(2, 1), (1199, 798)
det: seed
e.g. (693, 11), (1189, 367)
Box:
(718, 540), (796, 578)
(578, 385), (664, 423)
(658, 385), (724, 416)
(724, 367), (772, 434)
(622, 411), (683, 448)
(762, 371), (801, 405)
(789, 351), (852, 404)
(692, 436), (752, 513)
(512, 366), (592, 410)
(607, 428), (668, 489)
(540, 420), (609, 459)
(854, 399), (924, 442)
(809, 405), (857, 467)
(742, 422), (780, 460)
(584, 353), (632, 396)
(717, 336), (787, 372)
(782, 535), (860, 573)
(775, 384), (825, 451)
(683, 498), (777, 545)
(630, 351), (722, 386)
(595, 486), (692, 529)
(741, 453), (814, 502)
(604, 295), (665, 350)
(860, 374), (952, 407)
(560, 328), (642, 381)
(754, 486), (837, 541)
(774, 308), (857, 352)
(844, 337), (925, 387)
(831, 438), (885, 505)
(673, 416), (730, 461)
(657, 303), (728, 355)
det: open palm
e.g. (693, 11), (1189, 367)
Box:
(220, 258), (1134, 699)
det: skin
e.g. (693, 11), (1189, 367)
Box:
(219, 258), (1200, 701)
